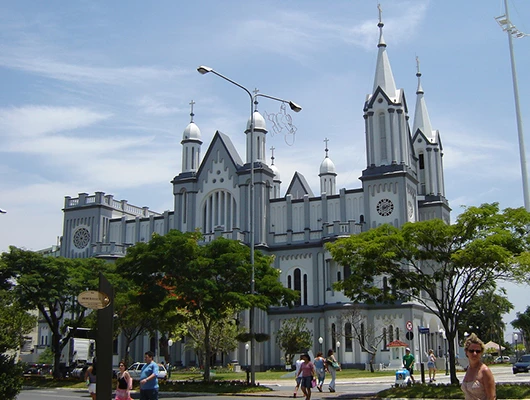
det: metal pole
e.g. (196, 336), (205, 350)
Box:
(249, 95), (256, 386)
(501, 0), (530, 210)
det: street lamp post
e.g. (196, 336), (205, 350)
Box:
(495, 1), (530, 211)
(514, 333), (519, 361)
(319, 337), (323, 353)
(167, 339), (173, 379)
(197, 66), (301, 385)
(245, 343), (250, 367)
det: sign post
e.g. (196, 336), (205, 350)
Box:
(97, 273), (114, 400)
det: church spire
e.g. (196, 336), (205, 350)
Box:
(412, 57), (434, 140)
(319, 138), (337, 195)
(181, 99), (202, 173)
(372, 4), (397, 99)
(270, 146), (282, 199)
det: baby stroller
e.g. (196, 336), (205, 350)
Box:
(394, 368), (411, 387)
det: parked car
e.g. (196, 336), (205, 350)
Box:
(494, 356), (511, 364)
(513, 354), (530, 374)
(127, 362), (167, 380)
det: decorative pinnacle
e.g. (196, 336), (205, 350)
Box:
(189, 100), (195, 123)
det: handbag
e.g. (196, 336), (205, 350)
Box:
(311, 378), (317, 388)
(331, 361), (340, 369)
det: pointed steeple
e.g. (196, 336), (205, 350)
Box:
(270, 146), (282, 199)
(319, 138), (337, 195)
(372, 4), (397, 99)
(181, 100), (202, 173)
(412, 57), (434, 141)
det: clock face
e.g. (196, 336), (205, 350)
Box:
(376, 198), (394, 216)
(408, 200), (415, 221)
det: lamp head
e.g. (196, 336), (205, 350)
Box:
(288, 101), (302, 112)
(197, 65), (213, 75)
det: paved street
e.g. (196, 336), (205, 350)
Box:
(16, 366), (529, 400)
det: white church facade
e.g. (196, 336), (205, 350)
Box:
(58, 15), (451, 369)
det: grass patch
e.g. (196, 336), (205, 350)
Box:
(377, 383), (530, 399)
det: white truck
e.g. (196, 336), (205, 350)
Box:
(59, 328), (95, 377)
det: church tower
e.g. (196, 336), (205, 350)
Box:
(360, 6), (419, 228)
(181, 100), (202, 173)
(411, 60), (451, 222)
(269, 147), (282, 199)
(319, 138), (337, 195)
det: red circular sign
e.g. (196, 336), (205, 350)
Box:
(406, 321), (413, 331)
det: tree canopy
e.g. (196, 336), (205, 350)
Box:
(275, 317), (312, 365)
(458, 287), (513, 349)
(326, 203), (530, 384)
(1, 247), (115, 377)
(117, 230), (297, 380)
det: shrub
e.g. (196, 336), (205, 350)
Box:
(0, 354), (24, 399)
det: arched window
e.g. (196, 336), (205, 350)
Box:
(332, 323), (337, 351)
(345, 323), (353, 352)
(382, 327), (387, 349)
(202, 189), (237, 234)
(389, 325), (394, 343)
(395, 327), (400, 341)
(303, 274), (308, 305)
(379, 113), (387, 162)
(294, 268), (301, 306)
(344, 265), (351, 280)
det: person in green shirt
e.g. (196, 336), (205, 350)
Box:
(403, 348), (416, 384)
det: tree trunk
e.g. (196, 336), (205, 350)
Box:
(446, 331), (460, 384)
(52, 333), (63, 378)
(203, 324), (211, 381)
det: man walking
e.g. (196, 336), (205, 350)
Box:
(140, 351), (159, 400)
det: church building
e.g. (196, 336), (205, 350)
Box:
(58, 13), (451, 369)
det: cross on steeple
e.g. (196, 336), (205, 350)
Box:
(324, 138), (330, 157)
(378, 3), (383, 24)
(270, 146), (276, 165)
(189, 100), (195, 123)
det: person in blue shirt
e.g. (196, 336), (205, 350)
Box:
(140, 351), (159, 400)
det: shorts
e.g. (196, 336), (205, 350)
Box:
(88, 383), (96, 394)
(427, 361), (435, 369)
(405, 367), (414, 376)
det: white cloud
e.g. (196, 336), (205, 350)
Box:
(0, 51), (186, 85)
(0, 106), (111, 138)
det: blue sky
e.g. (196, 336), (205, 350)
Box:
(1, 1), (529, 334)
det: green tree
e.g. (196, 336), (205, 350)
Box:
(275, 317), (312, 366)
(0, 291), (36, 354)
(326, 203), (530, 384)
(458, 287), (513, 351)
(118, 231), (297, 381)
(183, 312), (242, 368)
(38, 347), (54, 364)
(0, 290), (36, 400)
(1, 247), (114, 377)
(512, 306), (530, 353)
